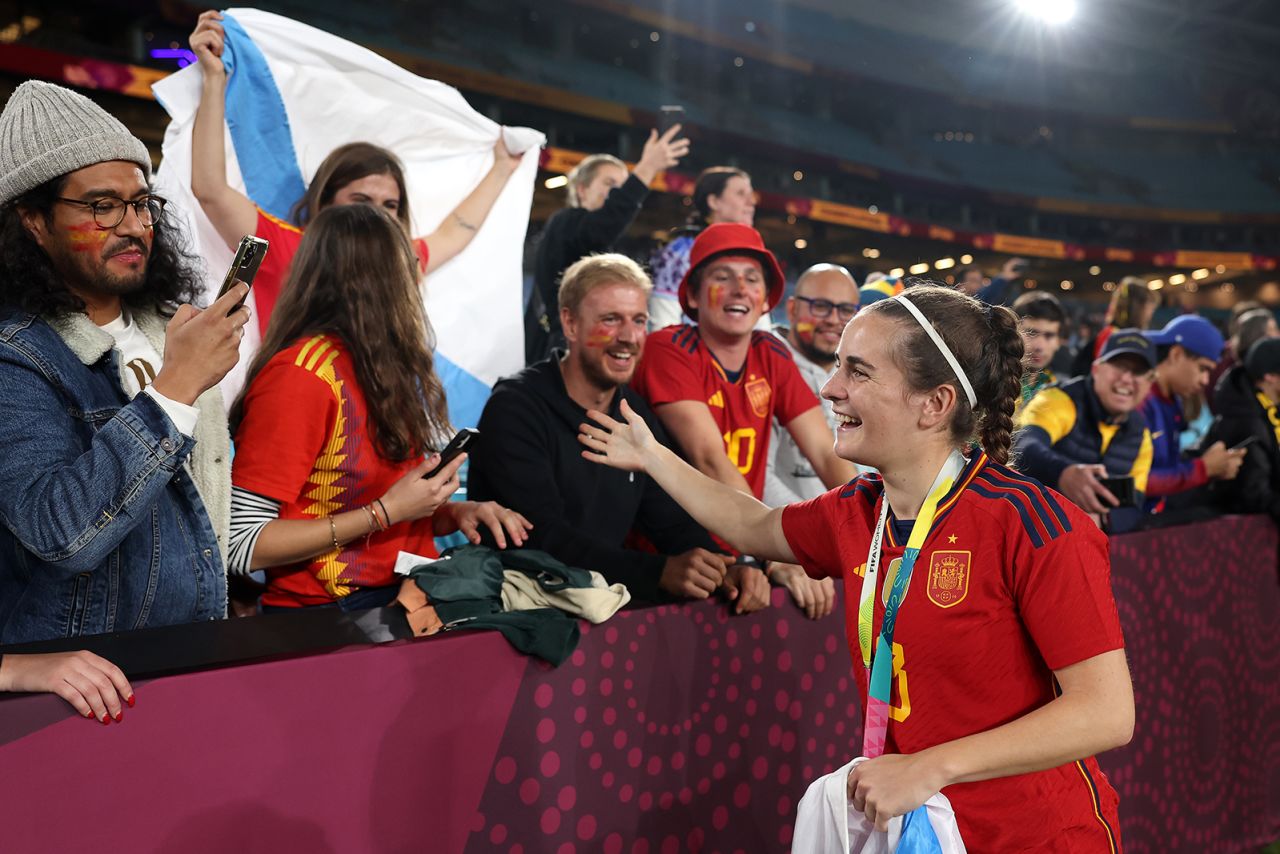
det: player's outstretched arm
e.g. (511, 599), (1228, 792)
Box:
(579, 400), (796, 562)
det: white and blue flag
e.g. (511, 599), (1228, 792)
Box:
(152, 7), (543, 428)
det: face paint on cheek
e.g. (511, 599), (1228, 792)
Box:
(708, 284), (725, 311)
(585, 323), (616, 348)
(795, 321), (816, 339)
(66, 221), (108, 252)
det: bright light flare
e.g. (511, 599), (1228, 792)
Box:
(1015, 0), (1078, 24)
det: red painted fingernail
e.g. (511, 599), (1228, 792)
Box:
(113, 711), (123, 723)
(126, 695), (135, 708)
(84, 711), (94, 719)
(101, 715), (110, 725)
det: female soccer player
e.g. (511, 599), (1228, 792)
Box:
(227, 205), (530, 610)
(579, 284), (1134, 851)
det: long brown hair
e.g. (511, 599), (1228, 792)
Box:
(290, 142), (412, 232)
(230, 205), (451, 460)
(864, 283), (1025, 465)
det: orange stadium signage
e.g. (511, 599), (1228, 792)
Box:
(807, 201), (891, 233)
(991, 234), (1067, 259)
(1172, 251), (1255, 270)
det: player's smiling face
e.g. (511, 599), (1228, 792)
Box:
(690, 256), (767, 339)
(821, 312), (923, 469)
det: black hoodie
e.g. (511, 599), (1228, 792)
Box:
(468, 355), (721, 601)
(1205, 365), (1280, 521)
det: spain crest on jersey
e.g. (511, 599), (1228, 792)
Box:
(745, 376), (772, 417)
(926, 550), (971, 609)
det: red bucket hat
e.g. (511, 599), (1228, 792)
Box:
(677, 223), (786, 320)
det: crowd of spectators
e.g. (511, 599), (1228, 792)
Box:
(0, 12), (1277, 745)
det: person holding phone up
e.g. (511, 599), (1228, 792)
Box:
(1015, 330), (1157, 533)
(0, 81), (249, 646)
(227, 205), (531, 611)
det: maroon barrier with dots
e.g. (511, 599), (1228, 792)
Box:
(0, 515), (1275, 853)
(464, 601), (860, 853)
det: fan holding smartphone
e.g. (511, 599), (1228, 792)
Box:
(225, 205), (532, 611)
(215, 234), (269, 313)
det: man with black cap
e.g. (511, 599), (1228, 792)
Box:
(1015, 329), (1156, 532)
(631, 223), (853, 617)
(0, 81), (249, 644)
(1141, 315), (1243, 512)
(1204, 337), (1280, 522)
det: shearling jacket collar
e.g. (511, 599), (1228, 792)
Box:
(45, 306), (233, 560)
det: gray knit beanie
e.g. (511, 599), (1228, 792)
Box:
(0, 80), (152, 206)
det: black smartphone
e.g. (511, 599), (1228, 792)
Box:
(1230, 436), (1259, 452)
(216, 235), (270, 312)
(658, 104), (685, 135)
(423, 428), (479, 479)
(1099, 476), (1136, 506)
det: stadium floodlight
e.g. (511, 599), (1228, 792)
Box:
(1015, 0), (1077, 24)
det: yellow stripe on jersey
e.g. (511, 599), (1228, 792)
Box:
(291, 332), (353, 599)
(1132, 429), (1153, 494)
(1016, 387), (1077, 444)
(295, 334), (324, 368)
(707, 390), (725, 408)
(305, 339), (334, 373)
(1074, 760), (1119, 854)
(257, 205), (303, 235)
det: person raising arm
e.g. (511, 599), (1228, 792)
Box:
(188, 10), (522, 328)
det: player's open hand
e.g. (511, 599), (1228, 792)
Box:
(579, 399), (656, 473)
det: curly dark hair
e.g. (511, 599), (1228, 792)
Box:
(0, 175), (205, 316)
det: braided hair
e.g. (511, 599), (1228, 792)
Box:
(862, 283), (1025, 465)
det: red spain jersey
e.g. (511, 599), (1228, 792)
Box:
(250, 209), (430, 339)
(782, 453), (1126, 853)
(232, 334), (438, 607)
(632, 325), (819, 498)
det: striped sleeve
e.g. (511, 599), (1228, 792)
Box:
(227, 486), (281, 575)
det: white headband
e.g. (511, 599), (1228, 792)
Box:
(894, 294), (978, 409)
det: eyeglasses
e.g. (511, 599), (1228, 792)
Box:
(794, 296), (858, 320)
(56, 195), (167, 229)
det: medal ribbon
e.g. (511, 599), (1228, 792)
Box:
(858, 450), (965, 758)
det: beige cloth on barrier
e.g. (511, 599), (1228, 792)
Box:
(499, 570), (630, 624)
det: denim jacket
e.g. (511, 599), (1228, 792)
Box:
(0, 306), (231, 643)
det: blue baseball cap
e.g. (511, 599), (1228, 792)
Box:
(1097, 328), (1157, 369)
(1147, 315), (1225, 362)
